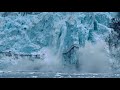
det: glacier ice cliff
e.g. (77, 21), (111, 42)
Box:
(0, 12), (120, 73)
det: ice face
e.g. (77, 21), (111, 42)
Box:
(0, 12), (119, 73)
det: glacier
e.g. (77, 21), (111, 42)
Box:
(0, 12), (120, 78)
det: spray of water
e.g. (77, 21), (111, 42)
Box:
(79, 40), (112, 73)
(5, 47), (62, 72)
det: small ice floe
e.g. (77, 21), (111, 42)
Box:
(54, 73), (63, 78)
(29, 72), (35, 74)
(68, 75), (72, 78)
(55, 73), (61, 76)
(32, 76), (38, 78)
(7, 71), (12, 73)
(0, 71), (4, 73)
(73, 73), (82, 75)
(115, 74), (120, 77)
